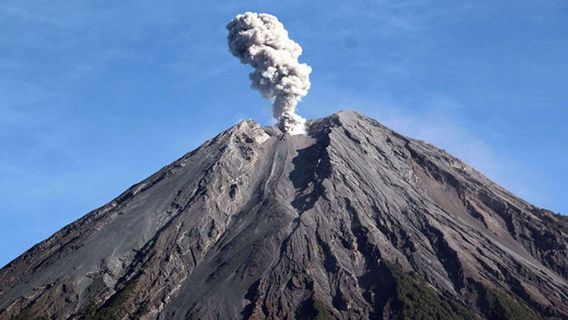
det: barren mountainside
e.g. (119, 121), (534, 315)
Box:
(0, 111), (567, 320)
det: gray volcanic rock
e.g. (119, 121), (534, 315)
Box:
(0, 111), (567, 320)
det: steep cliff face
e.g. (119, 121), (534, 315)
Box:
(1, 111), (567, 320)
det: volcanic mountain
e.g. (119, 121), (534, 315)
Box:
(1, 111), (567, 320)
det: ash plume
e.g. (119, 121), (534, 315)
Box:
(227, 12), (312, 135)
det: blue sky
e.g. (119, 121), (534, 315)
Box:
(1, 1), (567, 267)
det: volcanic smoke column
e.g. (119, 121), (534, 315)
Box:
(227, 12), (312, 135)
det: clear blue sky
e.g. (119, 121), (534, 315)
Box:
(1, 1), (567, 267)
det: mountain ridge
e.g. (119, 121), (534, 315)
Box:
(1, 111), (567, 319)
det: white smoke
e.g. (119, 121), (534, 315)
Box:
(227, 12), (312, 135)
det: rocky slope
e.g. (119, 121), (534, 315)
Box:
(0, 111), (567, 320)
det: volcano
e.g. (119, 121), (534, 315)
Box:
(1, 111), (567, 320)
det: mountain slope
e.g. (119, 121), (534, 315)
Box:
(0, 111), (567, 320)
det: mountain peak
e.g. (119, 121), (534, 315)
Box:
(1, 111), (567, 319)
